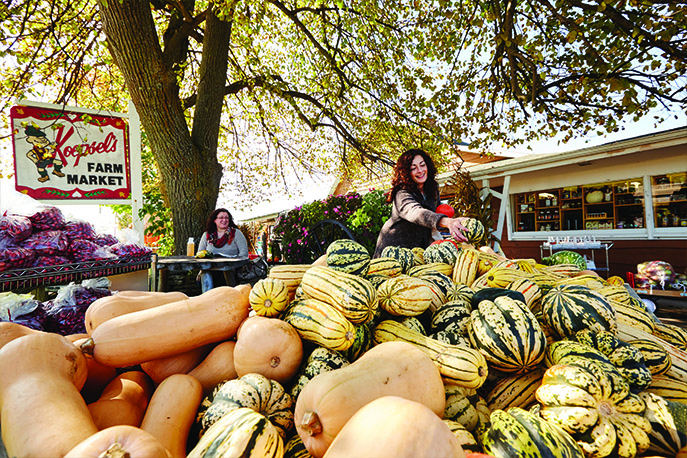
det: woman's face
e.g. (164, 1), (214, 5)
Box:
(410, 155), (428, 189)
(215, 212), (230, 231)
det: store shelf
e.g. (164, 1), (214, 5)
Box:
(0, 255), (153, 292)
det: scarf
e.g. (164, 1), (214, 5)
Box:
(209, 228), (235, 248)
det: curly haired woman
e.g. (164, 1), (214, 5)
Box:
(373, 149), (468, 257)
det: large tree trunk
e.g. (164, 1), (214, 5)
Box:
(97, 0), (226, 254)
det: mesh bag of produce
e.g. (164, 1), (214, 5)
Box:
(0, 214), (33, 244)
(106, 242), (152, 258)
(0, 242), (37, 272)
(32, 255), (72, 267)
(93, 233), (120, 247)
(42, 282), (112, 335)
(63, 220), (97, 241)
(0, 292), (45, 331)
(68, 238), (112, 262)
(28, 206), (66, 231)
(20, 230), (69, 256)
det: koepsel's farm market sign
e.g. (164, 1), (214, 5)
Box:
(11, 104), (130, 200)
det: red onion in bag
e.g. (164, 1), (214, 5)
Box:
(63, 220), (96, 241)
(69, 238), (110, 262)
(93, 233), (119, 247)
(32, 255), (71, 267)
(0, 215), (33, 243)
(106, 242), (152, 258)
(20, 230), (69, 256)
(28, 206), (65, 231)
(0, 246), (36, 271)
(42, 284), (112, 335)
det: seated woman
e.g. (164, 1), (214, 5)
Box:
(196, 208), (248, 290)
(373, 148), (468, 257)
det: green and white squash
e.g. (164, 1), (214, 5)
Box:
(640, 391), (687, 456)
(196, 373), (293, 439)
(423, 240), (461, 266)
(289, 347), (349, 400)
(283, 298), (356, 351)
(541, 284), (617, 340)
(376, 275), (434, 317)
(380, 246), (415, 274)
(430, 299), (472, 335)
(325, 239), (370, 276)
(469, 296), (546, 373)
(189, 407), (284, 458)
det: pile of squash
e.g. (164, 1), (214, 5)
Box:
(3, 238), (687, 458)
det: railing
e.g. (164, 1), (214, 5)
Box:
(0, 254), (153, 292)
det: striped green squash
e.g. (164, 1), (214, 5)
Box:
(377, 275), (434, 316)
(469, 296), (546, 373)
(300, 265), (377, 324)
(411, 246), (425, 266)
(430, 299), (472, 335)
(506, 277), (542, 313)
(284, 433), (313, 458)
(484, 365), (544, 412)
(400, 316), (427, 335)
(654, 322), (687, 351)
(283, 298), (356, 351)
(599, 285), (647, 310)
(646, 374), (687, 403)
(196, 373), (293, 439)
(541, 284), (617, 340)
(249, 277), (290, 318)
(416, 270), (454, 296)
(575, 328), (652, 391)
(444, 385), (489, 432)
(326, 239), (370, 276)
(608, 298), (656, 333)
(544, 339), (613, 368)
(442, 420), (481, 453)
(423, 240), (461, 265)
(189, 407), (284, 458)
(365, 257), (403, 278)
(289, 347), (349, 400)
(460, 218), (486, 245)
(380, 246), (415, 273)
(341, 322), (374, 361)
(446, 282), (475, 303)
(640, 392), (687, 456)
(481, 407), (584, 458)
(430, 330), (471, 347)
(408, 262), (454, 278)
(627, 339), (672, 376)
(536, 359), (652, 458)
(373, 319), (489, 389)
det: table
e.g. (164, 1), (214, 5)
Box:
(152, 255), (249, 292)
(634, 287), (687, 322)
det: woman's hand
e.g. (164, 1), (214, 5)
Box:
(439, 216), (469, 242)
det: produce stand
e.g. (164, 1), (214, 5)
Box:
(635, 287), (687, 327)
(0, 254), (153, 293)
(540, 240), (612, 277)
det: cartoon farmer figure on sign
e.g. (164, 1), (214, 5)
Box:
(25, 125), (65, 183)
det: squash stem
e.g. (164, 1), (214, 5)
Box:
(300, 411), (323, 436)
(270, 356), (281, 368)
(98, 442), (131, 458)
(79, 337), (95, 356)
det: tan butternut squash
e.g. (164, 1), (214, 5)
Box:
(234, 315), (303, 384)
(295, 341), (446, 458)
(187, 340), (238, 394)
(71, 336), (119, 403)
(140, 374), (203, 458)
(87, 370), (155, 430)
(324, 396), (465, 458)
(83, 286), (250, 367)
(140, 343), (213, 384)
(0, 333), (98, 458)
(85, 290), (188, 333)
(64, 425), (172, 458)
(0, 321), (42, 350)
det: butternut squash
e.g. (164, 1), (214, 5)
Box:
(0, 333), (98, 458)
(140, 374), (203, 458)
(187, 340), (238, 394)
(295, 341), (446, 458)
(323, 396), (465, 458)
(234, 315), (303, 384)
(140, 343), (213, 384)
(71, 336), (119, 403)
(83, 286), (250, 368)
(87, 370), (155, 430)
(64, 425), (172, 458)
(85, 290), (188, 333)
(0, 321), (42, 350)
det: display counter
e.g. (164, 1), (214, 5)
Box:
(0, 255), (153, 293)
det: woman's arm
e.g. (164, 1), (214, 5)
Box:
(233, 230), (249, 259)
(394, 190), (444, 228)
(197, 232), (209, 252)
(437, 216), (469, 242)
